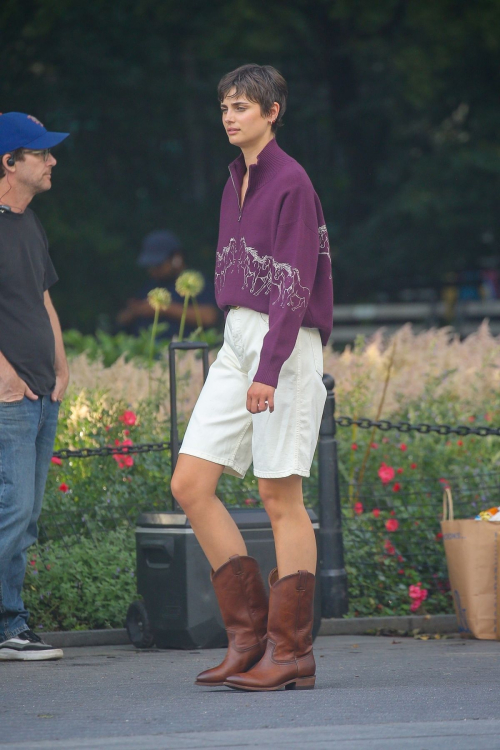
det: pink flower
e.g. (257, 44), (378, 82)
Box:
(372, 508), (381, 519)
(371, 442), (379, 449)
(385, 518), (399, 532)
(390, 510), (396, 516)
(354, 501), (364, 515)
(51, 456), (62, 465)
(383, 539), (396, 555)
(123, 456), (134, 468)
(392, 482), (401, 492)
(121, 439), (133, 449)
(397, 555), (404, 562)
(485, 413), (492, 422)
(351, 443), (358, 451)
(410, 600), (421, 612)
(399, 443), (407, 451)
(410, 463), (417, 469)
(398, 569), (405, 575)
(59, 483), (69, 493)
(378, 463), (395, 484)
(124, 429), (130, 436)
(382, 437), (390, 444)
(105, 425), (111, 432)
(119, 410), (137, 426)
(244, 497), (256, 506)
(397, 467), (404, 474)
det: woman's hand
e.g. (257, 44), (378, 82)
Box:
(246, 382), (275, 414)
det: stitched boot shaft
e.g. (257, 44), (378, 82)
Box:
(224, 568), (316, 691)
(195, 555), (268, 686)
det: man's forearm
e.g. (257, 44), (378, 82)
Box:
(44, 292), (68, 376)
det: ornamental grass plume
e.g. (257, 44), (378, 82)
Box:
(175, 270), (205, 340)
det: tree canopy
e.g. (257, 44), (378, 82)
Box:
(2, 0), (499, 329)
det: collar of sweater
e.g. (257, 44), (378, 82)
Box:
(228, 138), (290, 194)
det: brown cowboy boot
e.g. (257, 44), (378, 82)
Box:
(195, 555), (268, 686)
(224, 568), (316, 691)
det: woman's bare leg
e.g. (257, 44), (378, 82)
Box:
(258, 474), (316, 578)
(171, 454), (247, 571)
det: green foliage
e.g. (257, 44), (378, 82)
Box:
(63, 326), (222, 366)
(2, 1), (499, 327)
(24, 529), (136, 631)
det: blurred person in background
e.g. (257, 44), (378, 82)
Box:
(0, 112), (69, 661)
(116, 230), (218, 337)
(171, 64), (333, 692)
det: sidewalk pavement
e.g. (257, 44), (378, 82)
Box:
(1, 634), (499, 749)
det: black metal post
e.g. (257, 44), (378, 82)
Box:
(318, 374), (349, 618)
(169, 342), (209, 509)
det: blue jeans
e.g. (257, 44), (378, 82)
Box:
(0, 396), (59, 640)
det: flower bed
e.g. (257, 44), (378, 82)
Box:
(25, 323), (500, 630)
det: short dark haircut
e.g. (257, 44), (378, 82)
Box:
(217, 64), (288, 133)
(0, 148), (25, 179)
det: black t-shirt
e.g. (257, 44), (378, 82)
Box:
(0, 207), (58, 395)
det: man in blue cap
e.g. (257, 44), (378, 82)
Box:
(0, 112), (69, 660)
(117, 229), (218, 336)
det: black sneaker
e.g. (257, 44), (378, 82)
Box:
(0, 629), (63, 661)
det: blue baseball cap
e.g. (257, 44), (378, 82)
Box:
(0, 112), (69, 155)
(137, 230), (182, 267)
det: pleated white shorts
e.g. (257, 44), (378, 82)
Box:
(179, 307), (327, 479)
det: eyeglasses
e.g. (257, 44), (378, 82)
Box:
(23, 148), (52, 161)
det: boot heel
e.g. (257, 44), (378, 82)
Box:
(286, 675), (316, 690)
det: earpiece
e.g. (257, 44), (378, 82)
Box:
(6, 155), (15, 167)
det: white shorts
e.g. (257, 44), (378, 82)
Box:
(179, 307), (327, 479)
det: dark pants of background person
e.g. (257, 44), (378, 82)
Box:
(0, 396), (59, 640)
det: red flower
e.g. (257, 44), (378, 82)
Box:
(438, 478), (449, 488)
(121, 439), (133, 449)
(123, 456), (134, 468)
(58, 483), (69, 493)
(398, 569), (405, 575)
(410, 600), (421, 612)
(371, 442), (379, 449)
(378, 463), (395, 484)
(468, 415), (476, 423)
(382, 437), (390, 444)
(124, 429), (130, 436)
(51, 456), (62, 465)
(351, 443), (358, 451)
(399, 443), (407, 451)
(383, 539), (396, 555)
(354, 501), (364, 515)
(390, 509), (396, 516)
(397, 555), (404, 562)
(372, 508), (381, 519)
(385, 518), (399, 532)
(397, 468), (404, 474)
(244, 497), (256, 506)
(119, 410), (137, 426)
(457, 440), (463, 447)
(392, 482), (401, 492)
(410, 463), (417, 469)
(435, 532), (443, 541)
(105, 425), (111, 432)
(485, 413), (492, 422)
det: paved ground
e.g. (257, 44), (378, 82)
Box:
(1, 635), (500, 749)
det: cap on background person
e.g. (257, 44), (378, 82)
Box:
(0, 112), (69, 154)
(137, 230), (182, 267)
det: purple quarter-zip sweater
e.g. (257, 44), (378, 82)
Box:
(215, 138), (333, 388)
